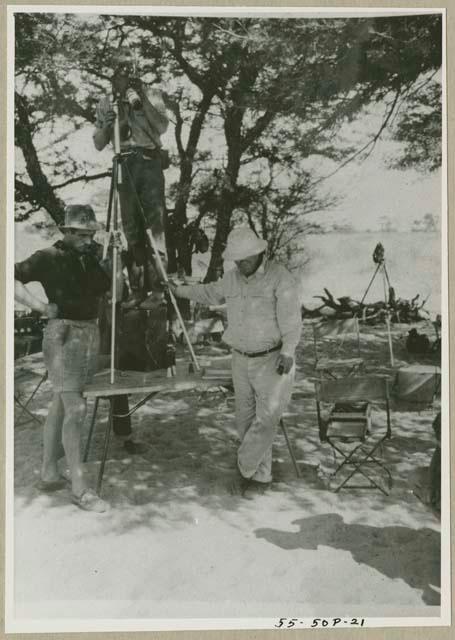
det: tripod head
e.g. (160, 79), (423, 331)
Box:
(373, 242), (385, 265)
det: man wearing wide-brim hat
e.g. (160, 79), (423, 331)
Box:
(14, 205), (124, 513)
(169, 227), (302, 497)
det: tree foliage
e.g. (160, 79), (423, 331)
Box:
(14, 12), (442, 276)
(389, 78), (442, 172)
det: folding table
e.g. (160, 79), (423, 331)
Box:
(82, 367), (209, 495)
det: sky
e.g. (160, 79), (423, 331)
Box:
(308, 148), (442, 232)
(298, 94), (443, 232)
(52, 117), (441, 235)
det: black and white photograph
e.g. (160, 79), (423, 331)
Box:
(6, 5), (449, 633)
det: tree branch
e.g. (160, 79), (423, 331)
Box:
(241, 110), (275, 152)
(53, 170), (112, 190)
(168, 96), (185, 158)
(15, 92), (65, 224)
(311, 88), (402, 187)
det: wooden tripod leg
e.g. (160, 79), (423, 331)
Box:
(280, 419), (300, 478)
(83, 397), (99, 463)
(96, 398), (113, 496)
(144, 229), (200, 372)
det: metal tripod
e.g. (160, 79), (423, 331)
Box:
(359, 243), (395, 366)
(103, 96), (200, 384)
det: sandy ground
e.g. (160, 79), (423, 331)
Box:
(11, 321), (442, 627)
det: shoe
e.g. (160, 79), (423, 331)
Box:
(71, 489), (109, 513)
(139, 292), (166, 310)
(227, 472), (250, 496)
(123, 440), (147, 455)
(36, 477), (68, 492)
(121, 292), (146, 310)
(242, 479), (271, 499)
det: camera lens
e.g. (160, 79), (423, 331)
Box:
(126, 88), (141, 109)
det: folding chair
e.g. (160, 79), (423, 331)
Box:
(14, 314), (46, 359)
(315, 376), (393, 495)
(14, 369), (48, 426)
(312, 317), (364, 379)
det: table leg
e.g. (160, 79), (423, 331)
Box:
(96, 398), (113, 496)
(83, 397), (100, 463)
(280, 419), (301, 478)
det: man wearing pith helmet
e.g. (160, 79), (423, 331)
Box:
(169, 226), (302, 497)
(14, 204), (124, 513)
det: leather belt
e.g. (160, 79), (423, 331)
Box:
(233, 343), (282, 358)
(134, 146), (160, 157)
(120, 147), (159, 159)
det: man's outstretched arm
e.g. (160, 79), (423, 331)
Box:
(169, 279), (226, 307)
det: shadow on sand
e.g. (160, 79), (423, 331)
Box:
(256, 512), (440, 606)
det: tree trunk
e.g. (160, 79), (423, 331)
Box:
(15, 93), (65, 224)
(204, 109), (243, 282)
(166, 91), (215, 275)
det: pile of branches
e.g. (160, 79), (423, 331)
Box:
(301, 288), (430, 324)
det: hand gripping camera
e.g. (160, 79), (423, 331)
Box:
(125, 85), (142, 110)
(124, 75), (143, 110)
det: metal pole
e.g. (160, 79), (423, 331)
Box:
(102, 165), (116, 260)
(385, 314), (394, 367)
(97, 398), (113, 496)
(83, 397), (99, 463)
(381, 265), (394, 367)
(381, 263), (388, 302)
(108, 99), (122, 385)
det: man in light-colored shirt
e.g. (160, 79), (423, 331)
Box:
(169, 227), (302, 497)
(93, 46), (169, 309)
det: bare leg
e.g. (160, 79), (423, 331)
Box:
(41, 393), (64, 483)
(61, 392), (88, 497)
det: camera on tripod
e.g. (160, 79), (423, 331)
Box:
(113, 59), (142, 109)
(373, 242), (385, 265)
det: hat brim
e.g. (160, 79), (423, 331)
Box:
(223, 239), (267, 262)
(59, 223), (101, 232)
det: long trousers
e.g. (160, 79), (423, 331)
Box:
(232, 350), (294, 483)
(118, 151), (165, 246)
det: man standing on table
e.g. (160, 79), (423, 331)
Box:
(168, 227), (302, 497)
(93, 46), (169, 309)
(14, 205), (123, 513)
(93, 45), (171, 449)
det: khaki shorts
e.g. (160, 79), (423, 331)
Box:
(43, 319), (100, 393)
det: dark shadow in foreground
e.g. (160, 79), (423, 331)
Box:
(256, 512), (440, 606)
